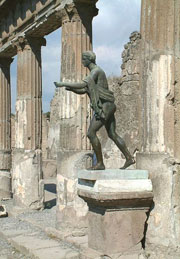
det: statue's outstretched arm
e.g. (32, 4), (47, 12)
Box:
(66, 87), (87, 95)
(54, 81), (86, 89)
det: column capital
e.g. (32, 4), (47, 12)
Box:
(13, 36), (46, 52)
(0, 57), (13, 68)
(57, 3), (98, 23)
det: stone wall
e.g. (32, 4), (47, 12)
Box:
(99, 31), (141, 169)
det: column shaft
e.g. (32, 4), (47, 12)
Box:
(140, 0), (175, 154)
(12, 37), (46, 209)
(15, 37), (45, 150)
(59, 3), (97, 151)
(0, 57), (13, 199)
(137, 0), (180, 250)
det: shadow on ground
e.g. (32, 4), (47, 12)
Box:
(44, 183), (57, 209)
(45, 183), (56, 193)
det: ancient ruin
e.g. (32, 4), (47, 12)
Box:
(0, 0), (180, 258)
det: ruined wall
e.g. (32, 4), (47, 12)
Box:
(99, 31), (141, 169)
(42, 113), (50, 160)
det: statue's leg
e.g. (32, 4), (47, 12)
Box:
(87, 116), (105, 170)
(105, 115), (135, 169)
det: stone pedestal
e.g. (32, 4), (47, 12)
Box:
(78, 169), (153, 255)
(56, 150), (92, 230)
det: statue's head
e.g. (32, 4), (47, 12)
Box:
(82, 51), (96, 67)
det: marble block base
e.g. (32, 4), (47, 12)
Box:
(56, 150), (92, 230)
(77, 169), (153, 255)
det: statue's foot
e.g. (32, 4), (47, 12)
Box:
(120, 158), (135, 170)
(88, 163), (105, 170)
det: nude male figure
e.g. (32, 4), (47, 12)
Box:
(54, 51), (135, 170)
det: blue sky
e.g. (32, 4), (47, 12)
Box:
(10, 0), (141, 113)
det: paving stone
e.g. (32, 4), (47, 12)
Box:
(33, 247), (79, 259)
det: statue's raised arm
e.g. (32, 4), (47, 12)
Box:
(54, 81), (86, 90)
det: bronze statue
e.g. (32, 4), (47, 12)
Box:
(54, 51), (135, 170)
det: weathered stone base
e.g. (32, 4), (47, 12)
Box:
(80, 246), (145, 259)
(0, 150), (11, 169)
(0, 171), (11, 200)
(56, 150), (92, 230)
(78, 169), (153, 255)
(142, 245), (180, 259)
(136, 153), (180, 248)
(12, 149), (44, 210)
(88, 208), (147, 254)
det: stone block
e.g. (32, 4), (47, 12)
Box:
(56, 150), (92, 230)
(0, 170), (11, 200)
(88, 209), (146, 254)
(136, 153), (179, 248)
(78, 169), (153, 255)
(0, 150), (11, 170)
(42, 160), (57, 178)
(12, 149), (43, 210)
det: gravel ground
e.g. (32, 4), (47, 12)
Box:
(0, 201), (79, 257)
(18, 206), (56, 230)
(0, 182), (79, 257)
(0, 235), (32, 259)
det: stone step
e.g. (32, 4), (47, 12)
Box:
(0, 215), (79, 259)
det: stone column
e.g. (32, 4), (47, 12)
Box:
(59, 3), (96, 151)
(54, 2), (98, 230)
(12, 36), (46, 209)
(0, 57), (13, 200)
(137, 0), (180, 253)
(49, 2), (98, 157)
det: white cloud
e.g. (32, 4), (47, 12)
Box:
(92, 0), (141, 76)
(94, 45), (123, 76)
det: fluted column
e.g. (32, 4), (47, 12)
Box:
(15, 36), (46, 150)
(139, 0), (176, 154)
(137, 0), (180, 250)
(12, 36), (46, 209)
(0, 57), (13, 199)
(59, 3), (98, 151)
